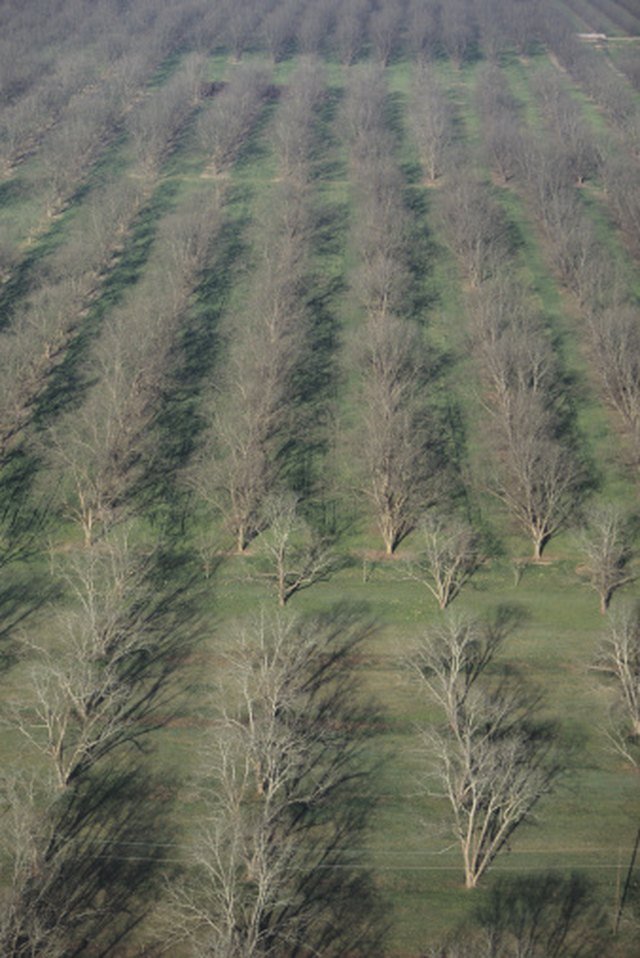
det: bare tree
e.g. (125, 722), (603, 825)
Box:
(334, 0), (369, 65)
(439, 173), (513, 288)
(440, 0), (476, 67)
(407, 610), (561, 888)
(601, 148), (640, 248)
(298, 0), (335, 54)
(340, 60), (389, 162)
(5, 528), (192, 788)
(406, 610), (513, 736)
(408, 64), (455, 183)
(406, 0), (441, 62)
(350, 159), (412, 317)
(0, 527), (198, 956)
(474, 63), (522, 184)
(353, 311), (442, 555)
(256, 494), (337, 607)
(470, 275), (558, 420)
(164, 607), (383, 957)
(369, 0), (405, 66)
(587, 305), (640, 460)
(197, 63), (272, 175)
(591, 604), (640, 766)
(270, 56), (326, 182)
(578, 504), (634, 614)
(220, 0), (256, 61)
(490, 393), (585, 560)
(262, 0), (299, 62)
(405, 511), (481, 610)
(126, 58), (201, 176)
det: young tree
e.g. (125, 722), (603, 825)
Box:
(578, 504), (634, 614)
(257, 494), (337, 607)
(405, 511), (481, 611)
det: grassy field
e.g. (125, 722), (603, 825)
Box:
(2, 18), (640, 956)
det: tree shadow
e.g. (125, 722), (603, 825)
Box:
(268, 604), (391, 955)
(2, 761), (183, 958)
(133, 212), (251, 530)
(0, 449), (55, 671)
(0, 572), (58, 674)
(0, 176), (25, 209)
(174, 602), (390, 957)
(233, 95), (280, 173)
(472, 871), (609, 958)
(33, 177), (181, 426)
(0, 214), (71, 331)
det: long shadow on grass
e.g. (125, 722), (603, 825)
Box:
(0, 176), (25, 209)
(32, 177), (181, 427)
(133, 208), (252, 533)
(403, 184), (442, 322)
(0, 569), (58, 674)
(0, 211), (72, 330)
(0, 760), (183, 958)
(0, 448), (56, 671)
(462, 871), (609, 958)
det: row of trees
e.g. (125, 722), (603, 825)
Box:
(432, 93), (586, 562)
(342, 64), (447, 555)
(543, 7), (640, 144)
(493, 59), (640, 468)
(0, 0), (205, 176)
(102, 0), (555, 67)
(0, 524), (200, 955)
(42, 183), (224, 545)
(190, 58), (328, 560)
(471, 60), (640, 573)
(0, 47), (222, 468)
(0, 49), (216, 421)
(0, 173), (149, 460)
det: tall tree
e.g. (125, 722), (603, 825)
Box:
(407, 610), (562, 888)
(164, 607), (385, 956)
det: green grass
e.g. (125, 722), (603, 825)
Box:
(3, 44), (640, 958)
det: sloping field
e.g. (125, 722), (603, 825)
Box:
(0, 2), (638, 956)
